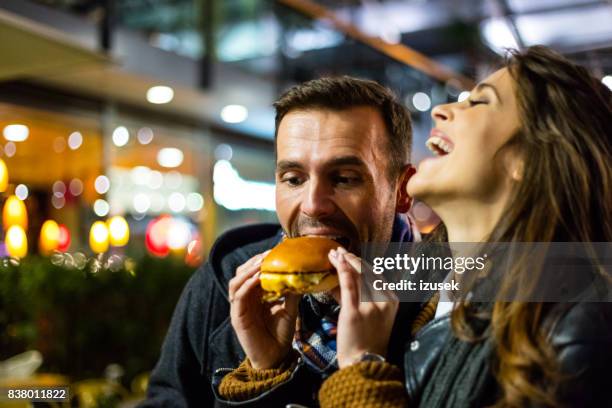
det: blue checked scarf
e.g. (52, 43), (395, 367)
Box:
(292, 214), (420, 376)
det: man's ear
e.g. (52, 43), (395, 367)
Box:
(396, 164), (416, 213)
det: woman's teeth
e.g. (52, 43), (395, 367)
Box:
(426, 136), (453, 156)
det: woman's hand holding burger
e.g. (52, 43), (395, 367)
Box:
(329, 247), (399, 369)
(229, 250), (301, 370)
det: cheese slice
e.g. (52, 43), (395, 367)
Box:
(260, 271), (330, 301)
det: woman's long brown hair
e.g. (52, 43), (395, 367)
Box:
(451, 46), (612, 407)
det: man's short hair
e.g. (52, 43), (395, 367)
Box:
(273, 76), (412, 181)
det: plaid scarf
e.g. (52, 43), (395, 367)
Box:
(292, 214), (418, 376)
(293, 296), (341, 375)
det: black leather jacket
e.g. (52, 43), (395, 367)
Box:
(405, 302), (612, 407)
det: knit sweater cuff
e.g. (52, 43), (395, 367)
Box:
(318, 361), (408, 408)
(217, 351), (300, 401)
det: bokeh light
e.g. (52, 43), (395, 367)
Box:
(89, 221), (109, 254)
(39, 220), (60, 255)
(3, 195), (28, 230)
(58, 224), (71, 252)
(107, 215), (130, 247)
(6, 225), (28, 258)
(15, 184), (28, 200)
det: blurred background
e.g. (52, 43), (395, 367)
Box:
(0, 0), (610, 406)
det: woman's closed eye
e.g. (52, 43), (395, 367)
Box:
(468, 99), (488, 107)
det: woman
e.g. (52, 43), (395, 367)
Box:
(320, 46), (611, 407)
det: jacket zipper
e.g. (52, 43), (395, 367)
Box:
(214, 367), (234, 375)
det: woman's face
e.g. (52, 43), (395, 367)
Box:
(407, 68), (522, 206)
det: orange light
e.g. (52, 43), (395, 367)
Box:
(3, 195), (28, 230)
(6, 225), (27, 258)
(0, 159), (8, 192)
(39, 220), (60, 255)
(185, 236), (203, 267)
(89, 221), (109, 254)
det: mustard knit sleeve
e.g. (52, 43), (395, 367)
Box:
(318, 361), (408, 408)
(217, 351), (300, 401)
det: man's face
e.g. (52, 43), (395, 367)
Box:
(275, 106), (400, 254)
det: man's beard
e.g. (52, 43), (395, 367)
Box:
(289, 213), (360, 254)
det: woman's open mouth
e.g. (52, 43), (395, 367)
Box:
(426, 135), (454, 156)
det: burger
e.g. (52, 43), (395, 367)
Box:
(260, 236), (343, 302)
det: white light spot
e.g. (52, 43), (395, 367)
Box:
(130, 166), (151, 186)
(214, 144), (233, 161)
(412, 92), (432, 112)
(213, 160), (275, 211)
(220, 105), (248, 123)
(458, 91), (471, 102)
(112, 126), (129, 147)
(186, 192), (204, 212)
(95, 175), (110, 194)
(68, 131), (83, 150)
(380, 27), (401, 44)
(94, 199), (110, 217)
(137, 127), (154, 144)
(480, 18), (519, 55)
(157, 147), (184, 168)
(146, 85), (174, 104)
(15, 184), (28, 200)
(3, 124), (29, 142)
(603, 75), (612, 91)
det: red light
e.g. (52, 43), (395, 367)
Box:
(185, 235), (203, 267)
(145, 216), (171, 257)
(58, 224), (71, 252)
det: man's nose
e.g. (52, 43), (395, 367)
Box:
(300, 179), (335, 219)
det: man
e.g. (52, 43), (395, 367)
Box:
(141, 76), (418, 407)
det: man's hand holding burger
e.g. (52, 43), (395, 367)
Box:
(230, 236), (343, 369)
(229, 251), (301, 370)
(229, 235), (396, 371)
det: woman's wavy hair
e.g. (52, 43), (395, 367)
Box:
(451, 46), (612, 407)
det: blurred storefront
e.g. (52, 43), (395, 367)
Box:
(0, 91), (277, 259)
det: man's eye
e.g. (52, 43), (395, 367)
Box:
(282, 176), (303, 186)
(468, 99), (487, 107)
(333, 175), (361, 186)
